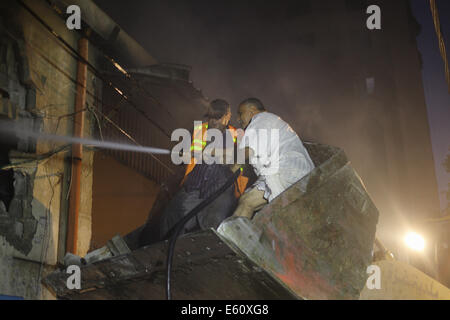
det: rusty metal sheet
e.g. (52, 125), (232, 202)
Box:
(217, 143), (378, 300)
(246, 143), (378, 300)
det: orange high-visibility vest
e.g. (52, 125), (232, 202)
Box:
(180, 122), (248, 198)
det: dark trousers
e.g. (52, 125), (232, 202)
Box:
(158, 184), (237, 240)
(135, 184), (237, 247)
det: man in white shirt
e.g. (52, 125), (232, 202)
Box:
(233, 98), (315, 219)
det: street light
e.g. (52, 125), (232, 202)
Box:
(404, 232), (425, 252)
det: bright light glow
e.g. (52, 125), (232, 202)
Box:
(404, 232), (425, 251)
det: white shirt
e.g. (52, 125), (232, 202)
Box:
(239, 112), (315, 201)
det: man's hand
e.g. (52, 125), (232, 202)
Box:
(233, 210), (253, 219)
(232, 188), (267, 219)
(230, 163), (242, 173)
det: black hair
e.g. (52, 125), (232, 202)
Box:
(239, 97), (266, 111)
(205, 99), (230, 119)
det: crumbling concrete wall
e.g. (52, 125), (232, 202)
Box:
(0, 0), (98, 299)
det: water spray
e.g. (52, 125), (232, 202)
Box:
(0, 121), (171, 155)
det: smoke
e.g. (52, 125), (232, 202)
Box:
(92, 0), (363, 148)
(93, 0), (322, 126)
(92, 0), (392, 196)
(91, 0), (445, 259)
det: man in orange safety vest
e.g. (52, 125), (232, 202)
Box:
(158, 99), (251, 240)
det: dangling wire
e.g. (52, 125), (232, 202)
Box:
(165, 169), (241, 300)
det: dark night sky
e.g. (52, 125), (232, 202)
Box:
(411, 0), (450, 211)
(94, 0), (450, 210)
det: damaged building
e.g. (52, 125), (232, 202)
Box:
(0, 0), (207, 299)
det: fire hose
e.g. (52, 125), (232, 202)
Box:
(165, 168), (241, 300)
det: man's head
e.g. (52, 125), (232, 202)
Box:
(237, 98), (266, 129)
(205, 99), (231, 129)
